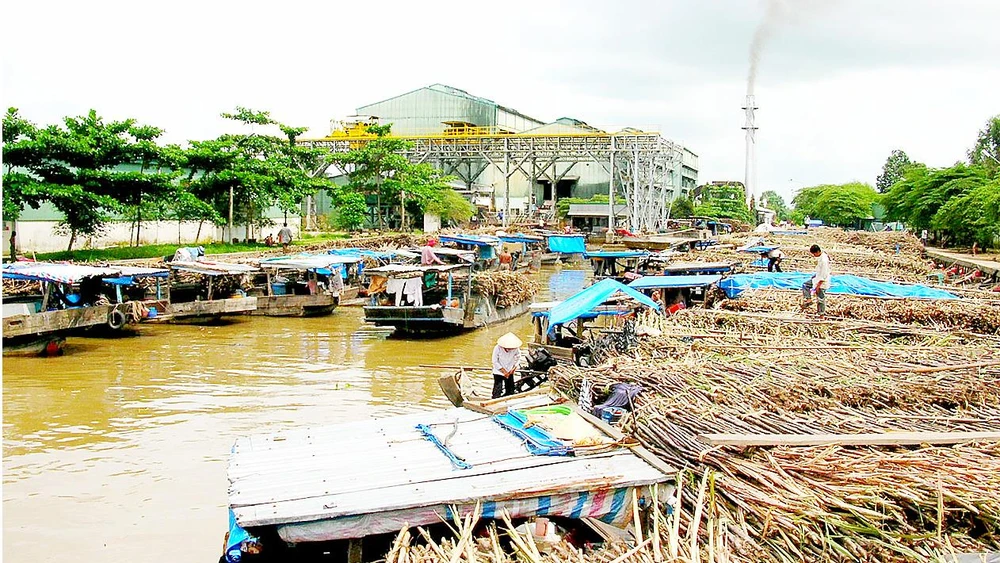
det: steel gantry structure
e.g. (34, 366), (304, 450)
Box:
(302, 128), (684, 232)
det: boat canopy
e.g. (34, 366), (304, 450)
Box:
(546, 234), (586, 254)
(259, 254), (362, 270)
(661, 261), (736, 275)
(498, 234), (543, 244)
(327, 248), (397, 260)
(628, 275), (722, 290)
(168, 261), (259, 276)
(739, 245), (779, 254)
(365, 263), (467, 277)
(719, 272), (958, 300)
(3, 262), (126, 284)
(545, 279), (660, 334)
(584, 250), (648, 259)
(438, 234), (500, 247)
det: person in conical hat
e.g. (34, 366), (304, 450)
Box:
(491, 332), (523, 399)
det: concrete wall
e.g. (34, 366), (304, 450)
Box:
(4, 218), (300, 254)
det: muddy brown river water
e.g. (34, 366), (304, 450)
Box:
(2, 268), (588, 562)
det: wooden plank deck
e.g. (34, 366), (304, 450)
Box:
(2, 305), (114, 339)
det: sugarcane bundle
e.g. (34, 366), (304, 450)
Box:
(718, 289), (1000, 334)
(1, 278), (42, 297)
(471, 270), (539, 308)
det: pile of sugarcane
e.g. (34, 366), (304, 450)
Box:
(548, 333), (1000, 561)
(718, 289), (1000, 334)
(1, 278), (41, 297)
(472, 271), (539, 308)
(822, 229), (925, 257)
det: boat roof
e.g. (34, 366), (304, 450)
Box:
(259, 254), (363, 270)
(545, 279), (660, 331)
(365, 263), (467, 276)
(498, 234), (543, 244)
(628, 274), (723, 289)
(228, 400), (670, 539)
(584, 250), (648, 259)
(661, 261), (736, 273)
(739, 245), (779, 253)
(327, 248), (398, 260)
(2, 262), (138, 284)
(167, 260), (259, 276)
(438, 234), (500, 247)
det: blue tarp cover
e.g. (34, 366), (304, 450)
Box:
(327, 248), (397, 260)
(499, 235), (543, 244)
(584, 250), (648, 259)
(493, 411), (572, 456)
(740, 245), (779, 253)
(719, 272), (958, 300)
(547, 235), (586, 254)
(629, 275), (722, 290)
(439, 234), (500, 247)
(546, 278), (660, 334)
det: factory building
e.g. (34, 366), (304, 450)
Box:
(314, 84), (698, 230)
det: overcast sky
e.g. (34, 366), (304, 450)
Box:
(3, 0), (998, 203)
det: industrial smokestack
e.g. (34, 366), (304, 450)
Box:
(742, 95), (758, 211)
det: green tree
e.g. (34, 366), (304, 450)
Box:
(186, 108), (328, 240)
(693, 183), (753, 223)
(328, 124), (456, 229)
(969, 115), (1000, 177)
(931, 179), (1000, 248)
(876, 149), (913, 193)
(668, 195), (695, 219)
(327, 186), (368, 231)
(792, 183), (878, 227)
(882, 163), (988, 232)
(425, 188), (477, 224)
(2, 108), (179, 250)
(759, 190), (789, 220)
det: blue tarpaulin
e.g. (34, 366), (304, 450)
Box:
(546, 279), (660, 334)
(327, 248), (397, 260)
(547, 235), (586, 254)
(740, 245), (779, 253)
(439, 234), (500, 247)
(628, 275), (722, 290)
(493, 411), (572, 456)
(585, 250), (648, 259)
(719, 273), (958, 300)
(499, 234), (543, 245)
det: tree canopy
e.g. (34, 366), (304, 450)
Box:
(969, 115), (1000, 178)
(2, 108), (180, 250)
(791, 182), (878, 227)
(876, 149), (913, 194)
(759, 190), (790, 221)
(185, 107), (329, 239)
(326, 124), (464, 230)
(693, 183), (753, 224)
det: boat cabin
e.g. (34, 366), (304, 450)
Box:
(584, 250), (650, 282)
(627, 274), (723, 310)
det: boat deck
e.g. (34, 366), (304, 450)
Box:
(228, 395), (671, 542)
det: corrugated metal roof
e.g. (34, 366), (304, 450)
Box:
(229, 405), (668, 529)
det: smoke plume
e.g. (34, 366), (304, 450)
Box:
(747, 0), (785, 95)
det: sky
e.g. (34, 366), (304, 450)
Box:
(3, 0), (998, 204)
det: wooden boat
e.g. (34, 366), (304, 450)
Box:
(362, 242), (537, 334)
(3, 336), (65, 357)
(153, 261), (258, 322)
(621, 233), (699, 251)
(250, 254), (365, 317)
(2, 263), (145, 351)
(438, 366), (549, 408)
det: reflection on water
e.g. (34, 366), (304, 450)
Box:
(2, 267), (588, 563)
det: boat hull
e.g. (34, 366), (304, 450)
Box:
(364, 296), (534, 336)
(2, 336), (66, 357)
(251, 294), (337, 317)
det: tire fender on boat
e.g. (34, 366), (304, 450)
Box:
(107, 309), (127, 330)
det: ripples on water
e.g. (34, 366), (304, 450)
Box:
(2, 267), (588, 562)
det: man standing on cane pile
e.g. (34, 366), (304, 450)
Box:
(801, 244), (831, 315)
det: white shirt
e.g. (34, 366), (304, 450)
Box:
(767, 249), (784, 259)
(492, 345), (520, 376)
(814, 252), (831, 284)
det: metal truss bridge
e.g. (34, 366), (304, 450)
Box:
(301, 128), (683, 232)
